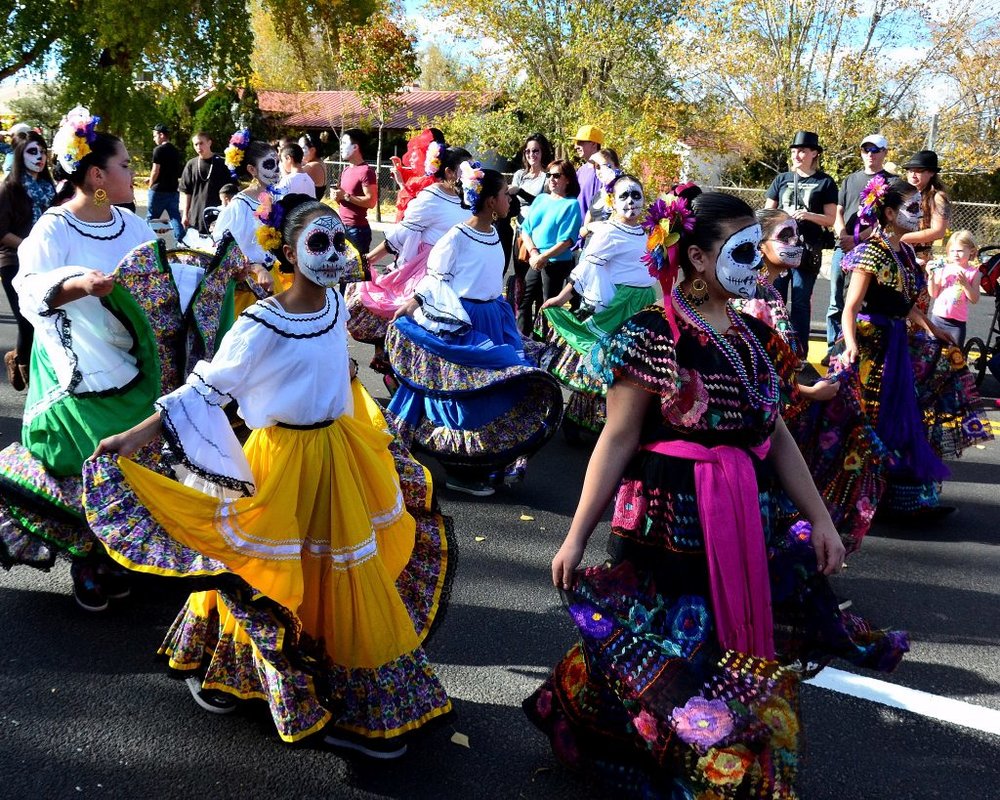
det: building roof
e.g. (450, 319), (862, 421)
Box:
(256, 89), (492, 130)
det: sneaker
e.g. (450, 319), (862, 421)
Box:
(323, 731), (408, 760)
(185, 676), (238, 714)
(70, 563), (108, 612)
(445, 476), (495, 497)
(96, 562), (131, 600)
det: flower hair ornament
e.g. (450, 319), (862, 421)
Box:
(254, 190), (285, 252)
(856, 173), (889, 239)
(51, 106), (101, 174)
(225, 128), (251, 178)
(459, 160), (485, 213)
(601, 168), (625, 211)
(642, 190), (696, 342)
(424, 140), (444, 177)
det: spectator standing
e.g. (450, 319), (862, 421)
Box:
(507, 133), (553, 310)
(276, 143), (316, 196)
(334, 128), (378, 255)
(826, 134), (893, 358)
(517, 159), (583, 337)
(573, 125), (605, 223)
(179, 131), (231, 238)
(1, 122), (31, 174)
(927, 230), (981, 346)
(146, 124), (183, 242)
(298, 132), (328, 200)
(764, 130), (837, 357)
(900, 150), (950, 265)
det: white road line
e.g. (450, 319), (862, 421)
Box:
(807, 667), (1000, 736)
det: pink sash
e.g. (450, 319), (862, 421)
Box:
(357, 241), (433, 314)
(642, 439), (775, 659)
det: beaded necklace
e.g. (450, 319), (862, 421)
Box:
(672, 287), (779, 407)
(877, 228), (920, 300)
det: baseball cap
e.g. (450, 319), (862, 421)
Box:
(860, 134), (888, 150)
(9, 122), (31, 135)
(574, 125), (605, 145)
(153, 123), (170, 134)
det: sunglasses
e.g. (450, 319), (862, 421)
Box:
(525, 148), (541, 154)
(861, 145), (885, 154)
(547, 172), (565, 179)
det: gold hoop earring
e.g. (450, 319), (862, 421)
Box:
(93, 188), (108, 207)
(688, 277), (708, 306)
(491, 211), (499, 222)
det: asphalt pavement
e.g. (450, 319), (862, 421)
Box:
(1, 248), (999, 799)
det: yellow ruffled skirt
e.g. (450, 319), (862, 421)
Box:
(96, 383), (451, 742)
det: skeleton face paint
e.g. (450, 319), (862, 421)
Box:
(22, 143), (45, 174)
(254, 152), (280, 187)
(715, 222), (763, 299)
(339, 135), (358, 161)
(296, 214), (357, 287)
(894, 192), (922, 232)
(763, 220), (803, 269)
(612, 179), (644, 222)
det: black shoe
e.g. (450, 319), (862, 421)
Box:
(96, 562), (131, 600)
(820, 354), (832, 367)
(70, 563), (108, 613)
(875, 504), (956, 523)
(323, 730), (408, 760)
(185, 677), (238, 714)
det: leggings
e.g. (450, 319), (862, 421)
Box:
(1, 261), (33, 365)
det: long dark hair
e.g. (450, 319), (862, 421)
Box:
(520, 133), (553, 172)
(54, 131), (121, 187)
(8, 131), (54, 188)
(678, 191), (756, 270)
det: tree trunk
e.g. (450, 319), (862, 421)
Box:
(375, 115), (384, 223)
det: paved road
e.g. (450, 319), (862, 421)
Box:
(1, 257), (998, 799)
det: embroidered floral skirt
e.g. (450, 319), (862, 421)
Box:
(84, 382), (453, 743)
(385, 300), (564, 473)
(345, 244), (433, 345)
(784, 361), (889, 554)
(524, 448), (909, 798)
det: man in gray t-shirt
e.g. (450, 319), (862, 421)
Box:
(825, 134), (893, 356)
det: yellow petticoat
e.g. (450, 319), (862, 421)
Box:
(118, 398), (420, 671)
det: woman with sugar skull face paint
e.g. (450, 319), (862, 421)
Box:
(212, 133), (283, 312)
(837, 176), (991, 520)
(526, 189), (909, 798)
(344, 141), (470, 382)
(737, 208), (889, 553)
(88, 192), (454, 757)
(537, 173), (657, 440)
(387, 165), (563, 496)
(0, 130), (56, 390)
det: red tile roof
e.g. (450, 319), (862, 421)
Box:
(256, 90), (492, 130)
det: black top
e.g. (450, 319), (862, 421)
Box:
(764, 170), (838, 251)
(838, 169), (894, 240)
(0, 181), (31, 269)
(151, 142), (182, 192)
(179, 155), (231, 234)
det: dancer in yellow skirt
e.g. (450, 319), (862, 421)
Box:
(84, 194), (453, 758)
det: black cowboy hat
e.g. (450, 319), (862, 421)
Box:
(789, 131), (822, 152)
(901, 150), (940, 172)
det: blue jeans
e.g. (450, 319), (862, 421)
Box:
(826, 247), (847, 349)
(146, 190), (184, 241)
(772, 262), (818, 359)
(345, 224), (372, 257)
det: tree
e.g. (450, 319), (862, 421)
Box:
(418, 44), (476, 91)
(249, 0), (345, 91)
(340, 10), (420, 219)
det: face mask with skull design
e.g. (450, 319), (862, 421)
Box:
(766, 220), (803, 269)
(23, 143), (45, 174)
(612, 179), (644, 222)
(715, 223), (763, 299)
(894, 192), (922, 232)
(295, 214), (361, 287)
(254, 152), (281, 187)
(339, 135), (358, 161)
